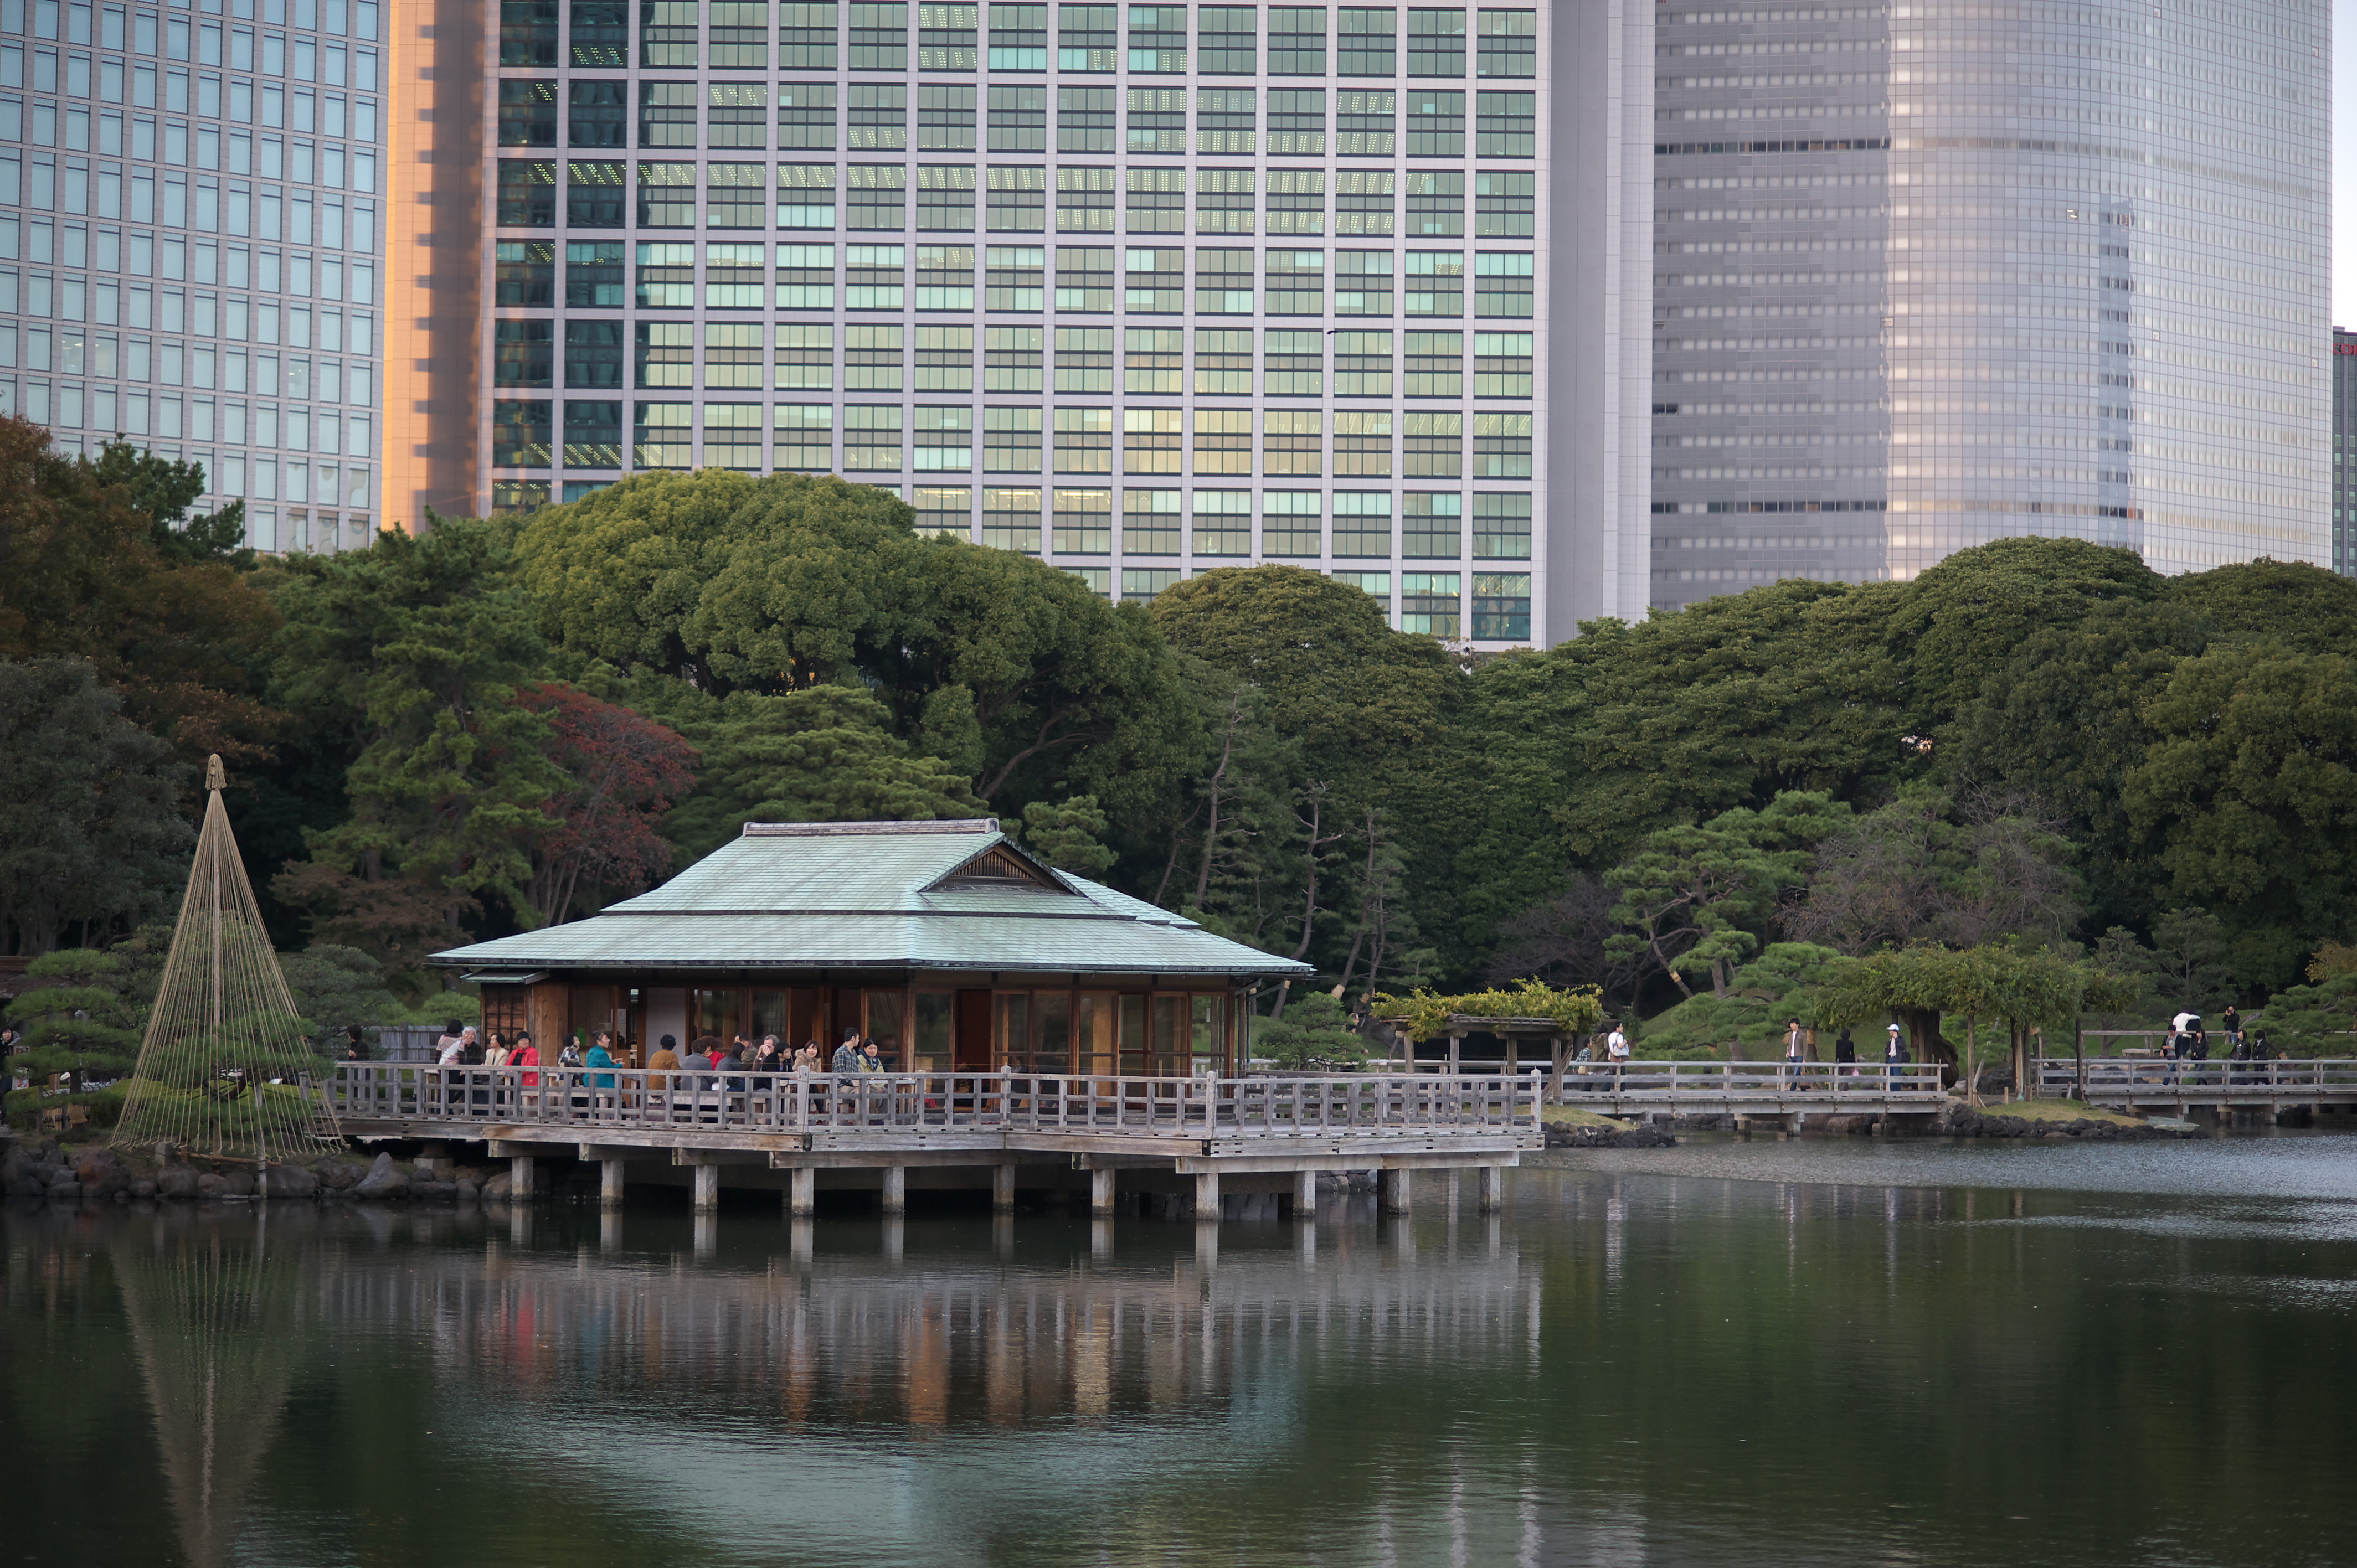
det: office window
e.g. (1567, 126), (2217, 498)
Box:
(1333, 491), (1391, 557)
(1121, 568), (1180, 601)
(638, 0), (698, 64)
(914, 245), (976, 308)
(1195, 328), (1252, 395)
(570, 81), (628, 148)
(638, 162), (697, 226)
(503, 0), (561, 64)
(990, 3), (1049, 67)
(634, 399), (694, 467)
(1334, 331), (1392, 396)
(1472, 411), (1529, 477)
(847, 246), (908, 310)
(565, 318), (626, 386)
(492, 400), (554, 466)
(1475, 8), (1533, 77)
(1196, 5), (1253, 72)
(1337, 171), (1394, 235)
(1404, 410), (1459, 476)
(919, 1), (978, 68)
(498, 159), (558, 226)
(711, 0), (770, 66)
(1264, 329), (1323, 396)
(1404, 171), (1462, 235)
(850, 1), (908, 68)
(1263, 410), (1321, 477)
(1054, 326), (1114, 392)
(1126, 168), (1185, 234)
(705, 241), (766, 305)
(1126, 4), (1185, 71)
(1335, 409), (1390, 476)
(1194, 169), (1254, 235)
(570, 0), (627, 64)
(638, 81), (697, 147)
(916, 167), (976, 231)
(777, 163), (838, 227)
(986, 167), (1047, 231)
(1193, 488), (1251, 551)
(1334, 250), (1393, 314)
(986, 324), (1044, 389)
(1054, 405), (1113, 471)
(1473, 331), (1531, 397)
(1196, 87), (1254, 155)
(774, 321), (835, 388)
(1472, 490), (1529, 556)
(988, 85), (1047, 151)
(1404, 250), (1462, 316)
(564, 239), (623, 306)
(1127, 87), (1186, 154)
(498, 239), (559, 306)
(1058, 3), (1118, 70)
(634, 321), (694, 387)
(1337, 7), (1394, 75)
(1123, 488), (1181, 554)
(1123, 408), (1182, 474)
(1124, 247), (1185, 311)
(777, 82), (837, 148)
(915, 324), (974, 391)
(1472, 571), (1529, 640)
(1193, 411), (1251, 476)
(1265, 171), (1326, 238)
(1403, 491), (1459, 556)
(1475, 172), (1532, 238)
(1053, 486), (1113, 553)
(1124, 327), (1183, 394)
(1057, 166), (1116, 231)
(499, 79), (559, 146)
(982, 483), (1043, 546)
(1475, 89), (1532, 156)
(1474, 248), (1532, 313)
(918, 83), (976, 150)
(986, 248), (1046, 310)
(495, 319), (554, 387)
(1262, 491), (1322, 556)
(779, 2), (841, 68)
(913, 485), (972, 537)
(1407, 8), (1463, 74)
(1401, 571), (1460, 636)
(914, 406), (975, 471)
(1404, 89), (1463, 156)
(1058, 85), (1116, 152)
(846, 322), (904, 386)
(708, 83), (768, 148)
(848, 84), (907, 148)
(1056, 246), (1116, 310)
(1403, 331), (1461, 397)
(634, 246), (693, 311)
(1265, 92), (1328, 162)
(1181, 249), (1246, 314)
(843, 404), (904, 468)
(774, 402), (834, 470)
(1337, 89), (1394, 156)
(564, 399), (624, 466)
(848, 163), (907, 228)
(702, 402), (764, 468)
(493, 480), (553, 516)
(706, 163), (768, 227)
(1268, 7), (1323, 73)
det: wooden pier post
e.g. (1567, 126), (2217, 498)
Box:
(691, 1163), (720, 1213)
(1194, 1169), (1221, 1220)
(1444, 1169), (1461, 1213)
(881, 1165), (907, 1216)
(1089, 1167), (1116, 1217)
(1479, 1165), (1505, 1214)
(1379, 1167), (1413, 1215)
(1293, 1168), (1317, 1219)
(789, 1166), (815, 1218)
(510, 1154), (536, 1199)
(992, 1163), (1016, 1213)
(600, 1158), (625, 1208)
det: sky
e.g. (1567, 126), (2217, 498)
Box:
(2338, 0), (2354, 324)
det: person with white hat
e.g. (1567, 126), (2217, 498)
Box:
(1883, 1022), (1908, 1079)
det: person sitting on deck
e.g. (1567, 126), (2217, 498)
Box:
(832, 1028), (863, 1076)
(796, 1042), (822, 1072)
(862, 1040), (886, 1073)
(437, 1029), (469, 1067)
(716, 1039), (747, 1092)
(648, 1035), (682, 1079)
(683, 1038), (718, 1087)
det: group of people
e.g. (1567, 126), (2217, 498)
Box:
(640, 1027), (891, 1086)
(2163, 1005), (2279, 1082)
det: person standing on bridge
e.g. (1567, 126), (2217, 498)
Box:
(1604, 1020), (1630, 1085)
(1834, 1028), (1856, 1079)
(1783, 1019), (1805, 1090)
(1884, 1023), (1907, 1078)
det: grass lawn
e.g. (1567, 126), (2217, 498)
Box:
(1540, 1103), (1638, 1129)
(1977, 1097), (2146, 1127)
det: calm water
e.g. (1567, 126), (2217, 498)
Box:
(7, 1137), (2357, 1568)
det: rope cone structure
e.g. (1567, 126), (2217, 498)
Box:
(113, 755), (344, 1161)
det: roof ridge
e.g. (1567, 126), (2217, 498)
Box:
(740, 818), (1000, 838)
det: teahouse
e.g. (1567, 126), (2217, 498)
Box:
(431, 819), (1311, 1073)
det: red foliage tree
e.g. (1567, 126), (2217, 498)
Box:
(514, 684), (698, 924)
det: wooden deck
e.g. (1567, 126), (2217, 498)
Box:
(2037, 1058), (2357, 1112)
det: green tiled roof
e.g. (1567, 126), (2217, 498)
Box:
(431, 819), (1312, 979)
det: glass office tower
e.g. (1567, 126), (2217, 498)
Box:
(2335, 326), (2355, 577)
(1649, 1), (2328, 611)
(0, 0), (384, 553)
(391, 1), (1656, 645)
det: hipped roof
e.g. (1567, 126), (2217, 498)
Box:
(430, 819), (1313, 980)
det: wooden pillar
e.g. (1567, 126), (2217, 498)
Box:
(881, 1165), (907, 1216)
(600, 1158), (625, 1207)
(691, 1163), (719, 1213)
(992, 1163), (1016, 1213)
(1194, 1169), (1221, 1220)
(1479, 1165), (1505, 1214)
(788, 1167), (815, 1218)
(1444, 1168), (1461, 1212)
(1447, 1030), (1462, 1073)
(1378, 1167), (1412, 1215)
(508, 1154), (534, 1197)
(1293, 1168), (1317, 1218)
(1089, 1167), (1116, 1216)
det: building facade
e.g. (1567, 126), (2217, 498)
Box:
(390, 0), (1656, 644)
(0, 0), (385, 553)
(2335, 326), (2355, 576)
(1649, 0), (2329, 611)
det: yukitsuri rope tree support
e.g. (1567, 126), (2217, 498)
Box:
(114, 755), (344, 1163)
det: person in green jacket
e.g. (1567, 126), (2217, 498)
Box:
(585, 1032), (620, 1090)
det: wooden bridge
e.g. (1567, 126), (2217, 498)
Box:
(1550, 1060), (1949, 1122)
(2036, 1057), (2357, 1116)
(328, 1065), (1543, 1217)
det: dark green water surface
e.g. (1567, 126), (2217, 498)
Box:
(7, 1136), (2356, 1568)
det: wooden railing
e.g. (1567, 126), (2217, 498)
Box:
(2036, 1058), (2357, 1098)
(1555, 1061), (1950, 1104)
(328, 1065), (1542, 1139)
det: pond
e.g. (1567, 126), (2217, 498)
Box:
(5, 1134), (2354, 1567)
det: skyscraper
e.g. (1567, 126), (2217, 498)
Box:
(0, 0), (387, 554)
(388, 1), (1656, 644)
(1649, 1), (2329, 611)
(2334, 325), (2354, 577)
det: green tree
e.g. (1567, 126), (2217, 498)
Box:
(1787, 786), (2081, 955)
(2158, 558), (2357, 657)
(1016, 795), (1118, 878)
(1819, 942), (2135, 1090)
(1632, 942), (1850, 1061)
(0, 659), (193, 953)
(277, 944), (411, 1050)
(86, 436), (252, 568)
(3, 948), (146, 1085)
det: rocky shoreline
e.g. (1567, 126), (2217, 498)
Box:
(1543, 1104), (2209, 1150)
(0, 1141), (527, 1205)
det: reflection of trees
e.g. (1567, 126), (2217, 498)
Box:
(115, 1210), (306, 1568)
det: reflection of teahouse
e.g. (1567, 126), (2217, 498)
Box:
(431, 820), (1311, 1076)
